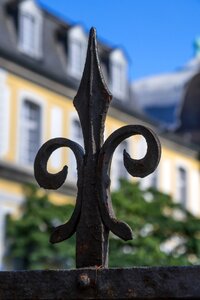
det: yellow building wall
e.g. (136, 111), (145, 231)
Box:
(1, 72), (77, 212)
(0, 70), (199, 216)
(6, 73), (75, 163)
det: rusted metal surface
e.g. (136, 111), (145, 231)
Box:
(0, 266), (200, 299)
(34, 27), (161, 268)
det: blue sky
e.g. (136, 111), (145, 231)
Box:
(39, 0), (200, 81)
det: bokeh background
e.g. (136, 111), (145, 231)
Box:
(0, 0), (199, 270)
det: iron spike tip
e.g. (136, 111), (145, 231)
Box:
(88, 27), (97, 52)
(89, 27), (96, 36)
(88, 27), (112, 102)
(74, 26), (112, 150)
(75, 26), (112, 106)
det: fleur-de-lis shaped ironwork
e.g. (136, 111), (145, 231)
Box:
(34, 28), (161, 268)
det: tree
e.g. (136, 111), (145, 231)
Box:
(109, 180), (200, 267)
(5, 180), (200, 269)
(6, 184), (75, 270)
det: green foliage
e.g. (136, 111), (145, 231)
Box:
(109, 180), (200, 267)
(6, 181), (200, 269)
(6, 184), (75, 270)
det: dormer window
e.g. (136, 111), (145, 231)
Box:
(110, 49), (127, 100)
(20, 13), (36, 53)
(18, 0), (43, 59)
(68, 26), (87, 78)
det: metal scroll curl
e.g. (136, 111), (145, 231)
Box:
(97, 124), (161, 241)
(34, 137), (84, 243)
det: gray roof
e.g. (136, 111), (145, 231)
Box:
(0, 0), (81, 89)
(131, 55), (200, 147)
(131, 55), (200, 135)
(0, 0), (125, 93)
(132, 56), (200, 110)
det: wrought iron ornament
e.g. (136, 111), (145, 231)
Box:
(34, 28), (161, 268)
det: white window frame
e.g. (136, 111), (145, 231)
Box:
(110, 49), (127, 100)
(18, 0), (43, 59)
(151, 169), (159, 188)
(140, 170), (159, 191)
(176, 165), (189, 208)
(49, 106), (63, 170)
(111, 139), (129, 190)
(17, 90), (46, 168)
(67, 26), (87, 79)
(189, 169), (200, 216)
(0, 69), (10, 158)
(68, 112), (84, 182)
(20, 100), (42, 165)
(176, 163), (188, 208)
(137, 136), (159, 190)
(161, 159), (172, 194)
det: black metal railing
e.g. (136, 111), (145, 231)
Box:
(34, 27), (161, 269)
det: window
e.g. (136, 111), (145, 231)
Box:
(69, 117), (84, 181)
(177, 167), (187, 208)
(20, 100), (41, 165)
(140, 170), (158, 191)
(50, 107), (62, 169)
(18, 0), (43, 58)
(162, 160), (171, 194)
(112, 62), (126, 97)
(73, 119), (83, 146)
(0, 72), (10, 158)
(70, 39), (86, 77)
(110, 49), (127, 100)
(19, 13), (36, 54)
(68, 26), (87, 78)
(111, 140), (128, 190)
(150, 171), (157, 188)
(136, 135), (159, 190)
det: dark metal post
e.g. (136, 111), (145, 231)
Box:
(74, 29), (111, 267)
(34, 27), (161, 268)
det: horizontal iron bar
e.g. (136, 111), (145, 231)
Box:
(0, 266), (199, 299)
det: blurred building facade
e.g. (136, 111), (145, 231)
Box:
(0, 0), (199, 269)
(132, 48), (200, 213)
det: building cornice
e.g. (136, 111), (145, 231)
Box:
(0, 56), (76, 100)
(0, 160), (77, 197)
